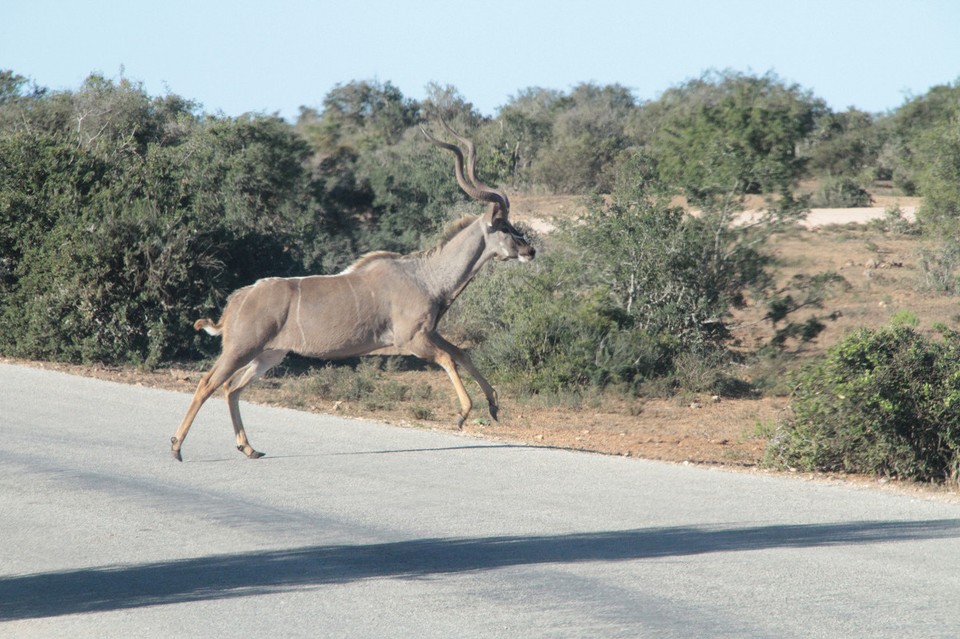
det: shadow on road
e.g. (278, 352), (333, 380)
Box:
(3, 518), (959, 620)
(208, 443), (546, 461)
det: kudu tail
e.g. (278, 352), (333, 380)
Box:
(194, 318), (223, 337)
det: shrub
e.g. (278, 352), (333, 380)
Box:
(914, 115), (960, 235)
(445, 155), (844, 397)
(767, 325), (960, 482)
(881, 81), (960, 203)
(803, 108), (881, 180)
(811, 176), (872, 208)
(646, 70), (827, 202)
(917, 239), (960, 296)
(447, 247), (681, 394)
(867, 205), (918, 236)
(0, 85), (341, 365)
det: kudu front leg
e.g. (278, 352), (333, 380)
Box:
(433, 333), (500, 421)
(408, 332), (473, 428)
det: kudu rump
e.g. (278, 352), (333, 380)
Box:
(171, 123), (535, 461)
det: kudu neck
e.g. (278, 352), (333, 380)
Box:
(416, 217), (492, 303)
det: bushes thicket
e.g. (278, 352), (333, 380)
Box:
(0, 75), (350, 364)
(2, 66), (958, 421)
(448, 163), (838, 395)
(767, 325), (960, 482)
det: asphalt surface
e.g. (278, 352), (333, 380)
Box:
(1, 361), (959, 638)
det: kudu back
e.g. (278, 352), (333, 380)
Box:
(171, 122), (535, 461)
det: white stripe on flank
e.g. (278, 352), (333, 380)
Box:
(296, 279), (307, 350)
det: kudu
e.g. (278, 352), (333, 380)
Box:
(170, 122), (535, 461)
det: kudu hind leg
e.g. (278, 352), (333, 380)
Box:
(171, 354), (251, 461)
(223, 349), (287, 459)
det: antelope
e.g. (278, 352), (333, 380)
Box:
(170, 122), (535, 461)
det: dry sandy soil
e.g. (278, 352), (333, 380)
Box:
(11, 193), (960, 498)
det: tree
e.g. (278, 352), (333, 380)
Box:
(532, 83), (636, 193)
(490, 87), (564, 188)
(878, 80), (960, 194)
(298, 79), (417, 153)
(0, 73), (345, 365)
(645, 70), (827, 205)
(803, 107), (880, 180)
(354, 130), (469, 254)
(913, 114), (960, 234)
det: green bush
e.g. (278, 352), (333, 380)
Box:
(879, 80), (960, 199)
(803, 108), (881, 180)
(914, 115), (960, 235)
(447, 165), (825, 395)
(446, 244), (678, 394)
(917, 239), (960, 295)
(767, 325), (960, 482)
(0, 79), (340, 365)
(645, 70), (827, 203)
(811, 176), (872, 208)
(525, 83), (635, 194)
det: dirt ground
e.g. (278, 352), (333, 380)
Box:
(9, 194), (960, 499)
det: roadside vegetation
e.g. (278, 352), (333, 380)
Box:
(2, 68), (960, 484)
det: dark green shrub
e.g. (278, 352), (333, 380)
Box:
(645, 70), (827, 203)
(880, 80), (960, 200)
(811, 176), (872, 208)
(803, 108), (881, 180)
(0, 80), (340, 365)
(767, 325), (960, 482)
(447, 248), (679, 394)
(914, 115), (960, 235)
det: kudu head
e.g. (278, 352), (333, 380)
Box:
(421, 120), (536, 263)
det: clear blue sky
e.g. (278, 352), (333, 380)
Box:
(3, 0), (959, 119)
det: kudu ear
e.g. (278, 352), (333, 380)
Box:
(485, 202), (508, 228)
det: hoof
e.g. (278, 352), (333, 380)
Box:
(489, 404), (499, 422)
(171, 437), (183, 462)
(456, 415), (466, 430)
(239, 445), (265, 459)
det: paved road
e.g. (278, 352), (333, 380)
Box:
(1, 362), (959, 638)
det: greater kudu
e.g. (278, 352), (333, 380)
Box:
(170, 122), (535, 461)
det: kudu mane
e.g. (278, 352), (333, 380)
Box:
(342, 215), (477, 274)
